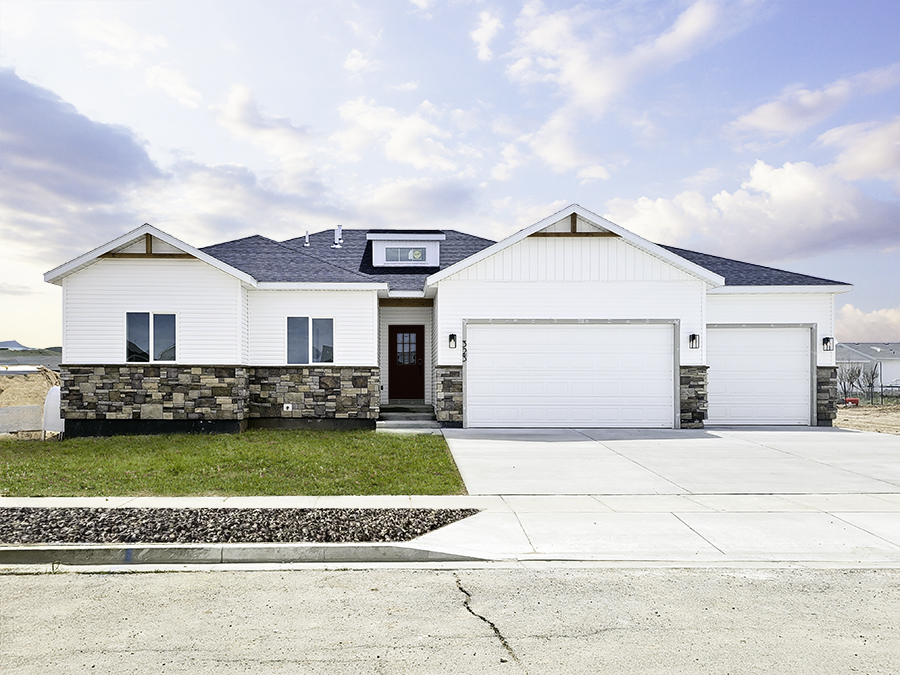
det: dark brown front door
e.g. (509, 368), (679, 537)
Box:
(389, 325), (425, 400)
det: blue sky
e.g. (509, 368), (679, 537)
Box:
(1, 0), (898, 347)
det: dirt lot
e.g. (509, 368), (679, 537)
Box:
(835, 403), (900, 435)
(0, 369), (59, 407)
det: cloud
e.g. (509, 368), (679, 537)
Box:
(837, 304), (900, 342)
(216, 85), (317, 180)
(577, 165), (611, 184)
(604, 159), (900, 262)
(334, 97), (456, 170)
(506, 0), (726, 173)
(471, 11), (503, 61)
(362, 176), (478, 226)
(76, 16), (167, 69)
(730, 64), (900, 137)
(819, 117), (900, 186)
(390, 80), (419, 91)
(343, 49), (381, 73)
(145, 65), (202, 109)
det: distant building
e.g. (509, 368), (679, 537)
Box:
(836, 343), (900, 387)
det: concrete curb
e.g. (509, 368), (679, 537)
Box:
(0, 543), (485, 566)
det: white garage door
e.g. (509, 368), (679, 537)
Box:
(706, 326), (812, 425)
(465, 323), (675, 428)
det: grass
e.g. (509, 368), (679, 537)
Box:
(0, 429), (466, 497)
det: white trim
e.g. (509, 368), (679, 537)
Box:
(387, 290), (427, 298)
(257, 282), (389, 291)
(44, 224), (257, 287)
(366, 233), (446, 241)
(426, 204), (725, 288)
(708, 285), (852, 294)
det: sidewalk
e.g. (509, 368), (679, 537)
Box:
(3, 492), (900, 567)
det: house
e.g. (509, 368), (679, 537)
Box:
(44, 205), (851, 436)
(837, 343), (900, 388)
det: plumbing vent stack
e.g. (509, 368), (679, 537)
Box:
(332, 225), (343, 248)
(303, 231), (310, 247)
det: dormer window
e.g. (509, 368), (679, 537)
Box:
(386, 247), (426, 263)
(367, 231), (445, 267)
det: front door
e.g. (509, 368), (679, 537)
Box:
(389, 325), (425, 400)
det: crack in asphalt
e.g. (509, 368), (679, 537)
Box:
(454, 574), (523, 670)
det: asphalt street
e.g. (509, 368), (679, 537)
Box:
(2, 567), (899, 674)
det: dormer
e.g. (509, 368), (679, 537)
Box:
(367, 231), (445, 267)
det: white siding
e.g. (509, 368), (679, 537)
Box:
(442, 237), (697, 284)
(240, 286), (250, 364)
(435, 280), (705, 366)
(707, 292), (836, 366)
(378, 306), (433, 404)
(63, 259), (243, 364)
(248, 289), (377, 366)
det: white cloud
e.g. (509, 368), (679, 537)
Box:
(577, 165), (611, 184)
(837, 304), (900, 342)
(390, 80), (420, 91)
(76, 16), (167, 69)
(819, 117), (900, 186)
(215, 85), (316, 180)
(145, 66), (202, 109)
(490, 143), (525, 181)
(343, 49), (381, 73)
(334, 98), (456, 171)
(471, 11), (503, 61)
(730, 64), (900, 137)
(506, 0), (725, 172)
(604, 159), (900, 261)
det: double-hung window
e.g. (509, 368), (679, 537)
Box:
(287, 317), (333, 364)
(126, 312), (176, 362)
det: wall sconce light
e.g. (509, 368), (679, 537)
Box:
(449, 333), (457, 349)
(688, 334), (700, 349)
(822, 337), (835, 351)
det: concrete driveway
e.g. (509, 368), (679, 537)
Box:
(442, 426), (900, 496)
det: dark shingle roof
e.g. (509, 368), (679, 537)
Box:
(201, 229), (495, 290)
(200, 229), (847, 290)
(659, 245), (849, 286)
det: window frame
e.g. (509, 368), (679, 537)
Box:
(286, 316), (335, 365)
(125, 311), (178, 364)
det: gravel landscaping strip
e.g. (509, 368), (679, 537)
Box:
(0, 508), (479, 544)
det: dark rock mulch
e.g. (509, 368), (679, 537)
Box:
(0, 508), (479, 544)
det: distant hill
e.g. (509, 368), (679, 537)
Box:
(0, 340), (30, 350)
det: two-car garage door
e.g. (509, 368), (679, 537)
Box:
(465, 322), (675, 428)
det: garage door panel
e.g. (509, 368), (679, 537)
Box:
(707, 327), (811, 426)
(466, 323), (675, 428)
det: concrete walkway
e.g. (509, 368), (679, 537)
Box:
(2, 427), (900, 567)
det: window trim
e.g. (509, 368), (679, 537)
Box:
(286, 316), (335, 365)
(125, 311), (178, 364)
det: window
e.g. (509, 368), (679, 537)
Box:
(385, 247), (427, 263)
(287, 317), (333, 364)
(126, 312), (176, 362)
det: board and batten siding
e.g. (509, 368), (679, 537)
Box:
(378, 306), (433, 405)
(247, 289), (378, 366)
(62, 259), (243, 364)
(706, 292), (836, 366)
(434, 279), (706, 366)
(443, 236), (699, 284)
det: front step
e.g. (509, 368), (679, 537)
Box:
(377, 402), (440, 434)
(380, 412), (435, 421)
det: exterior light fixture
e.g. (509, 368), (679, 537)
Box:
(449, 333), (457, 349)
(688, 333), (700, 349)
(822, 337), (835, 351)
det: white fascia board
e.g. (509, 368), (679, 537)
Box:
(366, 233), (446, 241)
(256, 282), (389, 291)
(43, 223), (258, 287)
(425, 203), (725, 287)
(708, 285), (853, 294)
(386, 290), (427, 298)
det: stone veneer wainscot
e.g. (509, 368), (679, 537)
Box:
(434, 366), (463, 425)
(816, 366), (838, 427)
(679, 365), (708, 429)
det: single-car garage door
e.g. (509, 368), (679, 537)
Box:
(464, 322), (676, 428)
(706, 326), (812, 425)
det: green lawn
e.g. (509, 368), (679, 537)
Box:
(0, 430), (466, 497)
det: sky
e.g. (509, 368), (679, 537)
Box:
(1, 0), (898, 349)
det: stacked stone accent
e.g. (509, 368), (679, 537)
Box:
(60, 365), (249, 421)
(816, 366), (838, 427)
(679, 365), (708, 429)
(248, 367), (379, 420)
(434, 366), (463, 424)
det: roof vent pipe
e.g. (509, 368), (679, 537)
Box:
(303, 231), (310, 247)
(332, 225), (343, 249)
